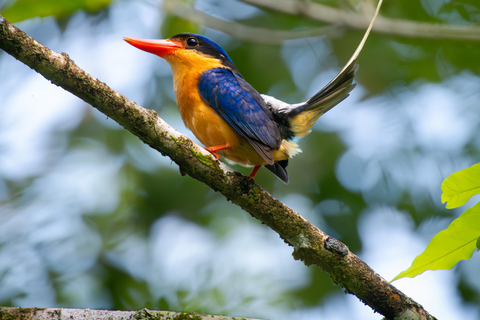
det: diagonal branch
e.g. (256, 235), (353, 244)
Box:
(0, 15), (436, 320)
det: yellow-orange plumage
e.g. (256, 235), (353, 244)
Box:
(163, 47), (291, 167)
(124, 0), (382, 182)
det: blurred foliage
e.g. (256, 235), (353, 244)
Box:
(161, 15), (199, 38)
(1, 0), (480, 319)
(1, 0), (112, 22)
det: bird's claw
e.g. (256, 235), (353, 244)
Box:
(209, 151), (221, 160)
(204, 145), (229, 160)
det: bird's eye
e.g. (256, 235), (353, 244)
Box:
(186, 38), (199, 47)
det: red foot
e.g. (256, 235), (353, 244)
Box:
(248, 165), (261, 180)
(204, 145), (229, 159)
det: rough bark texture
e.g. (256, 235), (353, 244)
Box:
(0, 15), (436, 320)
(0, 307), (263, 320)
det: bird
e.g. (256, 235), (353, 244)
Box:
(124, 1), (382, 183)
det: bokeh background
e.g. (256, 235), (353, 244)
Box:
(1, 0), (480, 319)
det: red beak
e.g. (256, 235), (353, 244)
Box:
(123, 37), (183, 58)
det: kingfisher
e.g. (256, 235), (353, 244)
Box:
(124, 2), (381, 183)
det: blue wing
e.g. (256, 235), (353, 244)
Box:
(198, 68), (281, 165)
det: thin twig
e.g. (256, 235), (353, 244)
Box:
(239, 0), (480, 41)
(164, 0), (480, 43)
(162, 0), (343, 45)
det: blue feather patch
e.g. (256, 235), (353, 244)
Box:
(198, 68), (281, 164)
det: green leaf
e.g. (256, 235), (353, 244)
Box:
(392, 202), (480, 281)
(2, 0), (113, 23)
(441, 163), (480, 209)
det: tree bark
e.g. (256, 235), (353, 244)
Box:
(0, 15), (436, 320)
(0, 307), (264, 320)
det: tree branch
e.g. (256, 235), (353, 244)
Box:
(0, 15), (436, 320)
(236, 0), (480, 41)
(162, 0), (342, 45)
(0, 307), (265, 320)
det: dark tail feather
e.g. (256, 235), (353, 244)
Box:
(264, 159), (289, 183)
(285, 63), (357, 138)
(288, 61), (358, 119)
(305, 0), (383, 110)
(285, 0), (382, 137)
(305, 62), (358, 110)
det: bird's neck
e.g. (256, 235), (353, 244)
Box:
(165, 51), (224, 92)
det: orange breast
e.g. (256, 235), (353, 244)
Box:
(164, 50), (292, 166)
(176, 80), (268, 166)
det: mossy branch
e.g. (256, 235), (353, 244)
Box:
(0, 15), (436, 320)
(0, 307), (264, 320)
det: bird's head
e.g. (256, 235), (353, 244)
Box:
(124, 33), (236, 71)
